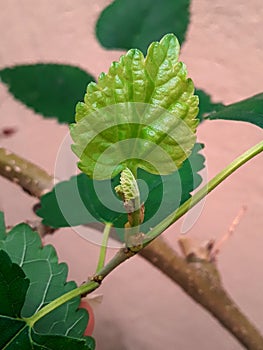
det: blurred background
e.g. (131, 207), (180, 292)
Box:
(0, 0), (263, 349)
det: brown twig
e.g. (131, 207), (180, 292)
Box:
(140, 237), (263, 350)
(0, 147), (54, 197)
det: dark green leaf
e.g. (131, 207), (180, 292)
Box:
(0, 224), (89, 338)
(0, 250), (29, 317)
(0, 322), (95, 349)
(0, 317), (27, 349)
(207, 93), (263, 129)
(195, 89), (224, 122)
(37, 173), (126, 228)
(0, 229), (95, 349)
(32, 330), (95, 349)
(0, 211), (5, 239)
(96, 0), (190, 54)
(37, 143), (205, 238)
(72, 34), (198, 179)
(0, 64), (95, 123)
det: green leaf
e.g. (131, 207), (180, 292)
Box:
(0, 323), (95, 349)
(0, 317), (26, 349)
(0, 211), (5, 239)
(36, 143), (205, 238)
(0, 249), (29, 348)
(195, 89), (224, 122)
(33, 333), (95, 350)
(207, 93), (263, 129)
(0, 238), (95, 349)
(71, 34), (199, 179)
(0, 250), (29, 318)
(37, 173), (127, 228)
(0, 224), (90, 338)
(96, 0), (190, 54)
(0, 64), (95, 124)
(31, 331), (95, 349)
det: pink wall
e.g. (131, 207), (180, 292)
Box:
(0, 1), (263, 349)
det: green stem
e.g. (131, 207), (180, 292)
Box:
(145, 140), (263, 244)
(25, 281), (100, 328)
(131, 196), (141, 228)
(96, 223), (112, 273)
(96, 248), (135, 279)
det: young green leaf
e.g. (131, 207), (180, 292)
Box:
(207, 93), (263, 129)
(0, 64), (95, 124)
(115, 168), (140, 202)
(96, 0), (190, 54)
(36, 143), (205, 239)
(0, 224), (90, 339)
(71, 34), (199, 179)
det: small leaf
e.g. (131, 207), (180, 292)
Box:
(207, 93), (263, 129)
(195, 89), (224, 122)
(0, 224), (90, 338)
(37, 144), (205, 239)
(115, 168), (140, 201)
(0, 64), (95, 123)
(71, 34), (199, 179)
(96, 0), (190, 54)
(0, 250), (29, 317)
